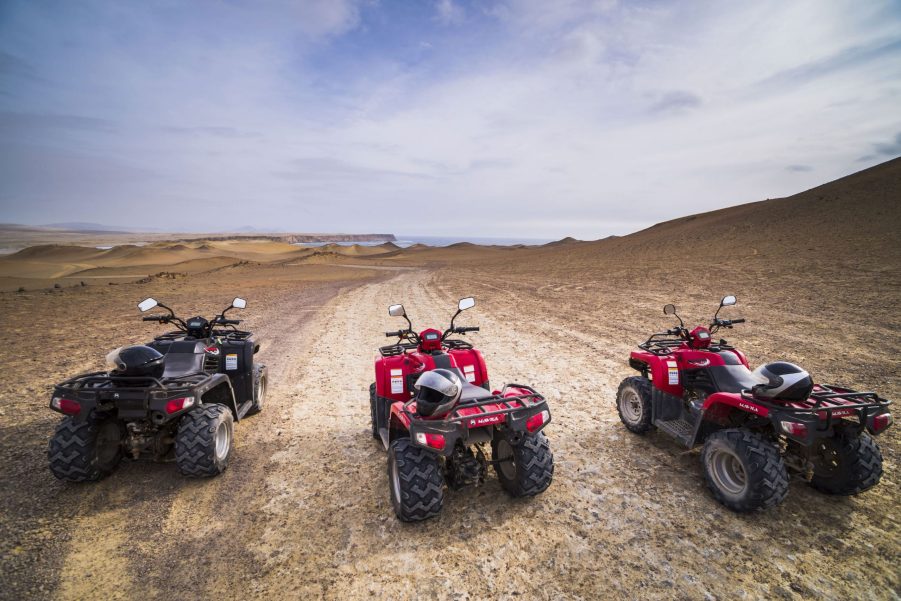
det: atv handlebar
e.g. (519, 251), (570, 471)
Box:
(454, 326), (480, 334)
(143, 315), (167, 322)
(216, 318), (241, 325)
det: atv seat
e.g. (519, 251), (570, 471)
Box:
(708, 365), (766, 394)
(161, 341), (207, 378)
(430, 353), (490, 402)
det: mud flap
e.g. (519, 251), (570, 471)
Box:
(652, 388), (682, 421)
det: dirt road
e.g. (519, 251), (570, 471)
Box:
(1, 268), (898, 600)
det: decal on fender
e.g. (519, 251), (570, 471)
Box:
(390, 369), (404, 394)
(667, 361), (678, 385)
(463, 364), (476, 383)
(225, 354), (238, 370)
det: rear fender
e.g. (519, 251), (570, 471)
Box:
(702, 392), (769, 422)
(198, 375), (239, 419)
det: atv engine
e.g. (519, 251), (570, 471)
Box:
(447, 445), (487, 489)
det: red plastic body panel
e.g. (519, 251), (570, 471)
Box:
(631, 344), (750, 398)
(375, 348), (489, 402)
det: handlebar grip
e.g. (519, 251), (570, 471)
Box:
(732, 318), (745, 324)
(221, 319), (241, 325)
(386, 330), (401, 338)
(142, 316), (159, 322)
(456, 326), (480, 333)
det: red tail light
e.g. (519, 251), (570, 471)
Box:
(872, 413), (893, 434)
(780, 420), (807, 437)
(51, 397), (81, 415)
(414, 432), (445, 451)
(526, 410), (550, 433)
(165, 396), (195, 414)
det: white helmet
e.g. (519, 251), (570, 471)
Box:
(751, 362), (813, 401)
(414, 369), (462, 417)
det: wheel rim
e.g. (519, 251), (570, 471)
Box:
(619, 387), (643, 425)
(389, 451), (402, 503)
(708, 448), (748, 496)
(496, 439), (516, 479)
(95, 421), (121, 464)
(214, 422), (231, 460)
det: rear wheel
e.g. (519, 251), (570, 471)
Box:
(175, 404), (234, 477)
(387, 438), (444, 521)
(616, 377), (654, 434)
(492, 431), (554, 497)
(809, 432), (883, 495)
(48, 416), (123, 482)
(369, 383), (379, 440)
(701, 428), (788, 511)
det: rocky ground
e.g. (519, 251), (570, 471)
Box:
(1, 261), (897, 600)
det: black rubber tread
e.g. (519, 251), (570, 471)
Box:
(616, 376), (655, 434)
(701, 428), (789, 512)
(48, 416), (122, 482)
(369, 383), (379, 440)
(809, 432), (883, 495)
(388, 438), (444, 521)
(175, 404), (233, 477)
(492, 432), (554, 497)
(247, 366), (266, 415)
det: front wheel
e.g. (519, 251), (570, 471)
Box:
(369, 383), (379, 440)
(616, 377), (654, 434)
(701, 429), (788, 512)
(247, 366), (266, 416)
(387, 438), (444, 521)
(48, 416), (123, 482)
(492, 431), (554, 497)
(175, 405), (234, 477)
(809, 432), (883, 495)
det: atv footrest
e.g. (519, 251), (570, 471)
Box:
(655, 418), (697, 447)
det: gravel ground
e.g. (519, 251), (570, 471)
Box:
(0, 264), (898, 600)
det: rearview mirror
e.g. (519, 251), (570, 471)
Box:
(458, 297), (475, 311)
(232, 297), (247, 309)
(138, 298), (158, 312)
(663, 304), (676, 315)
(388, 304), (406, 317)
(720, 295), (736, 307)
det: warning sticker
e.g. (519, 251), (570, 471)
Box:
(463, 364), (476, 382)
(225, 354), (238, 371)
(667, 361), (679, 385)
(390, 369), (404, 394)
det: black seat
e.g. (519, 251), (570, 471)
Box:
(430, 353), (490, 402)
(708, 365), (765, 393)
(161, 340), (207, 378)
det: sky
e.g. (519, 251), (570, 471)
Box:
(0, 0), (899, 239)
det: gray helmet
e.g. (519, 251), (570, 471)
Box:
(414, 369), (462, 417)
(751, 362), (813, 401)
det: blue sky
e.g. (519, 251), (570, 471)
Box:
(1, 0), (899, 238)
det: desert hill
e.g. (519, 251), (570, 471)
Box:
(505, 157), (901, 272)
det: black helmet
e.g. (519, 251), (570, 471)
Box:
(414, 369), (463, 417)
(106, 345), (165, 378)
(751, 362), (813, 401)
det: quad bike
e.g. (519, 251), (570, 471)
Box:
(370, 297), (553, 521)
(48, 296), (267, 482)
(617, 295), (892, 511)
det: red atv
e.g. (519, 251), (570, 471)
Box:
(370, 297), (553, 521)
(617, 295), (893, 511)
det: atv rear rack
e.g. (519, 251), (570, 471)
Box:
(55, 370), (210, 393)
(402, 383), (547, 425)
(740, 384), (890, 413)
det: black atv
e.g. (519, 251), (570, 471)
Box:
(47, 297), (267, 481)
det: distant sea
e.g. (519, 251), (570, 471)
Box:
(296, 235), (555, 248)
